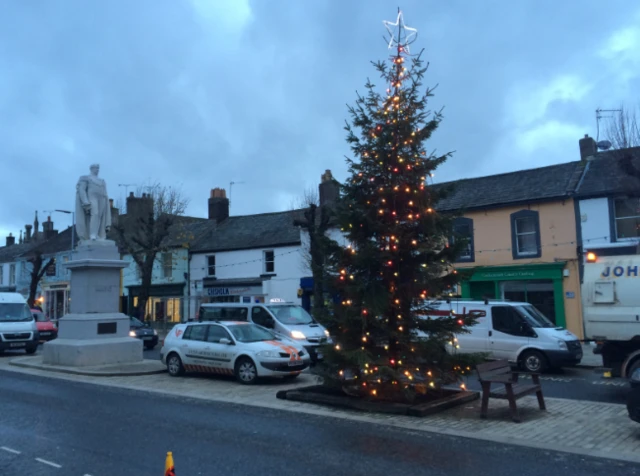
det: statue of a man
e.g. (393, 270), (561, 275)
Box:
(75, 164), (111, 241)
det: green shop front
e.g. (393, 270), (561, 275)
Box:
(458, 262), (567, 328)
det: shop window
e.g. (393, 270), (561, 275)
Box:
(162, 253), (172, 278)
(207, 255), (216, 277)
(613, 198), (640, 241)
(510, 210), (541, 259)
(264, 250), (275, 273)
(452, 217), (474, 262)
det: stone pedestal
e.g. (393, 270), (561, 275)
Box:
(42, 240), (143, 367)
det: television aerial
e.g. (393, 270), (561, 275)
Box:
(596, 140), (612, 151)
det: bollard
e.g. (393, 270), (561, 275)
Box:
(165, 451), (175, 476)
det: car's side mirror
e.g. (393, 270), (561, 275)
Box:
(219, 338), (233, 345)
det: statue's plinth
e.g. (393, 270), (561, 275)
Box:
(42, 240), (143, 367)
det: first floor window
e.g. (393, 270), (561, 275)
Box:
(264, 250), (275, 273)
(9, 264), (15, 285)
(452, 217), (474, 262)
(207, 255), (216, 277)
(614, 198), (640, 240)
(511, 210), (541, 258)
(162, 253), (173, 278)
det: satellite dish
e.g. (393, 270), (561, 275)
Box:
(597, 140), (612, 150)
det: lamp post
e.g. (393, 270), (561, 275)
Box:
(54, 209), (75, 252)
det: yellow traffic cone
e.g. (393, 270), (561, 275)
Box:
(165, 451), (175, 476)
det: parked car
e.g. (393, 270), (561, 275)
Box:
(627, 368), (640, 423)
(0, 292), (39, 354)
(160, 321), (311, 384)
(129, 317), (159, 350)
(31, 309), (58, 342)
(198, 301), (331, 363)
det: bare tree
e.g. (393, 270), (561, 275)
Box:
(606, 106), (640, 150)
(113, 183), (190, 320)
(605, 105), (640, 197)
(27, 251), (54, 308)
(293, 187), (333, 317)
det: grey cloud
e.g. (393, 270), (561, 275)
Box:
(0, 0), (637, 237)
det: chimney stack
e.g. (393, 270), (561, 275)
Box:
(42, 216), (57, 240)
(579, 134), (597, 161)
(319, 169), (340, 207)
(208, 188), (229, 223)
(25, 224), (32, 243)
(109, 198), (119, 227)
(126, 192), (154, 222)
(5, 233), (15, 246)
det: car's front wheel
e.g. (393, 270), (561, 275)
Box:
(166, 353), (184, 377)
(235, 357), (258, 385)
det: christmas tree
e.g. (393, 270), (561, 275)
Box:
(319, 10), (480, 402)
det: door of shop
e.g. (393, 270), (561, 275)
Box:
(501, 280), (556, 324)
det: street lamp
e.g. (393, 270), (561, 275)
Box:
(54, 209), (75, 252)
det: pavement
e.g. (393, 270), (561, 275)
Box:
(10, 355), (165, 376)
(1, 350), (639, 467)
(0, 369), (638, 476)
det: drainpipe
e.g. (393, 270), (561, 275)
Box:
(186, 248), (192, 323)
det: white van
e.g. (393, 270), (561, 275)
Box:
(0, 292), (39, 354)
(198, 302), (331, 362)
(423, 299), (582, 372)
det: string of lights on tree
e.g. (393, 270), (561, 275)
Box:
(316, 10), (482, 402)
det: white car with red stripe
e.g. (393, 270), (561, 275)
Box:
(160, 321), (311, 384)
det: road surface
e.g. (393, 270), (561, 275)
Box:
(0, 370), (637, 476)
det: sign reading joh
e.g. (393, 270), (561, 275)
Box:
(601, 266), (639, 278)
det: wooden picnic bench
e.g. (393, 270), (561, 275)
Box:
(476, 360), (546, 423)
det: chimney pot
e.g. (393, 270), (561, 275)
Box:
(25, 224), (32, 243)
(5, 233), (15, 246)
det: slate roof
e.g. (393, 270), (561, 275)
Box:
(191, 210), (304, 253)
(434, 161), (584, 212)
(574, 149), (640, 197)
(22, 227), (77, 258)
(0, 242), (36, 264)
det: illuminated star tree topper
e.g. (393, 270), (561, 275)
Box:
(382, 8), (418, 53)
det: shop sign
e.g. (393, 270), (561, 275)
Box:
(206, 286), (252, 297)
(565, 291), (575, 299)
(477, 271), (535, 279)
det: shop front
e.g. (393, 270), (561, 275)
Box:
(201, 277), (266, 305)
(126, 283), (186, 324)
(42, 283), (70, 320)
(458, 262), (572, 329)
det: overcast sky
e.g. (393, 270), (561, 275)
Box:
(1, 0), (638, 240)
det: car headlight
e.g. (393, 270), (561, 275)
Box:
(291, 330), (306, 340)
(256, 350), (280, 358)
(129, 330), (137, 337)
(324, 329), (330, 337)
(153, 329), (158, 336)
(557, 339), (568, 350)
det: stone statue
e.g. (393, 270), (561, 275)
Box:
(75, 164), (111, 241)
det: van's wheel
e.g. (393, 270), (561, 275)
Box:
(235, 357), (258, 385)
(166, 353), (184, 377)
(520, 350), (548, 373)
(626, 359), (640, 378)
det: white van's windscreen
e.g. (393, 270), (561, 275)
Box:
(0, 303), (33, 322)
(266, 305), (313, 325)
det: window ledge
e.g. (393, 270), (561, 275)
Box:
(260, 273), (276, 278)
